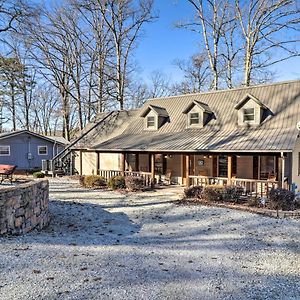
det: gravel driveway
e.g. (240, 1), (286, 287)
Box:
(0, 178), (299, 300)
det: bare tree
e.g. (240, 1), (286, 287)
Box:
(97, 0), (156, 109)
(235, 0), (300, 86)
(178, 0), (233, 90)
(173, 52), (211, 93)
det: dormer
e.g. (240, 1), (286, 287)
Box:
(183, 100), (214, 128)
(235, 94), (269, 126)
(140, 105), (169, 130)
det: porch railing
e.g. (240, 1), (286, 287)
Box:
(189, 175), (279, 197)
(189, 175), (228, 186)
(99, 169), (153, 187)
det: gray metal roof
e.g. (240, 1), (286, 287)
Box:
(0, 130), (69, 145)
(82, 80), (300, 153)
(140, 104), (169, 117)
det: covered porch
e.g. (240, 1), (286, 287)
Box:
(95, 151), (289, 196)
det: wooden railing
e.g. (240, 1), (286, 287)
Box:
(189, 175), (279, 197)
(189, 175), (228, 187)
(232, 178), (279, 197)
(99, 169), (153, 187)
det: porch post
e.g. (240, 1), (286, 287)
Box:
(96, 152), (100, 175)
(151, 153), (155, 179)
(135, 153), (140, 172)
(120, 152), (125, 175)
(186, 154), (190, 186)
(79, 150), (83, 175)
(281, 152), (285, 188)
(227, 155), (232, 185)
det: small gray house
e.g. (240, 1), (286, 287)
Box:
(0, 130), (68, 171)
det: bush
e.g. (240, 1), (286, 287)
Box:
(184, 186), (203, 199)
(268, 188), (295, 211)
(108, 175), (125, 190)
(223, 186), (243, 203)
(33, 171), (45, 178)
(202, 185), (225, 201)
(79, 175), (85, 186)
(125, 176), (145, 191)
(247, 197), (260, 207)
(83, 175), (107, 188)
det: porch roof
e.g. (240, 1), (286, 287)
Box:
(76, 80), (300, 153)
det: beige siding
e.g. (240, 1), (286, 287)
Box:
(236, 156), (253, 179)
(292, 137), (300, 191)
(237, 99), (262, 126)
(81, 151), (97, 175)
(99, 153), (120, 170)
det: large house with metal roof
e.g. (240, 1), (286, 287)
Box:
(0, 130), (68, 171)
(47, 80), (300, 194)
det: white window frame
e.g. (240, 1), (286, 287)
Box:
(189, 112), (200, 126)
(38, 146), (48, 156)
(0, 145), (10, 156)
(243, 107), (255, 122)
(147, 116), (155, 128)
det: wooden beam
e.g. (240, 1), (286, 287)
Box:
(151, 153), (155, 179)
(227, 155), (232, 185)
(120, 153), (125, 174)
(135, 153), (139, 172)
(186, 154), (190, 186)
(96, 152), (100, 175)
(281, 153), (285, 188)
(79, 150), (83, 175)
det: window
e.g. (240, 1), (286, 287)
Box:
(38, 146), (48, 155)
(189, 112), (200, 125)
(243, 108), (255, 122)
(147, 116), (155, 128)
(0, 146), (10, 156)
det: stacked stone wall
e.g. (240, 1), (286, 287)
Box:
(0, 180), (49, 235)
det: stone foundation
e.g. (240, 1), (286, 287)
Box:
(0, 180), (49, 235)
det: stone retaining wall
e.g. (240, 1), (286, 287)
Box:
(0, 180), (49, 235)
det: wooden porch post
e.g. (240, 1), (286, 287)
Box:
(186, 154), (190, 186)
(96, 152), (100, 175)
(151, 153), (155, 179)
(79, 150), (83, 175)
(281, 152), (285, 188)
(120, 153), (125, 175)
(135, 153), (140, 172)
(227, 155), (232, 185)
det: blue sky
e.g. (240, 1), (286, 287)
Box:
(135, 0), (300, 84)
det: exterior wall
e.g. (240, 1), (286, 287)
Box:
(194, 154), (213, 176)
(292, 137), (300, 191)
(100, 153), (120, 171)
(82, 151), (98, 175)
(0, 180), (49, 235)
(236, 156), (253, 179)
(143, 110), (158, 130)
(139, 154), (149, 172)
(0, 133), (63, 170)
(166, 154), (182, 184)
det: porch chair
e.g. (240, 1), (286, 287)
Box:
(163, 169), (172, 185)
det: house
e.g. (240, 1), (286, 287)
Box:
(0, 130), (68, 171)
(48, 80), (300, 194)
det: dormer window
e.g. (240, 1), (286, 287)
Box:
(183, 100), (214, 128)
(140, 104), (169, 130)
(243, 108), (255, 122)
(147, 116), (155, 128)
(235, 94), (270, 126)
(189, 112), (200, 125)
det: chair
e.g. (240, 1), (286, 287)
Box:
(164, 169), (172, 185)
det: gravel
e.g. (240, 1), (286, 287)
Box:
(0, 178), (299, 300)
